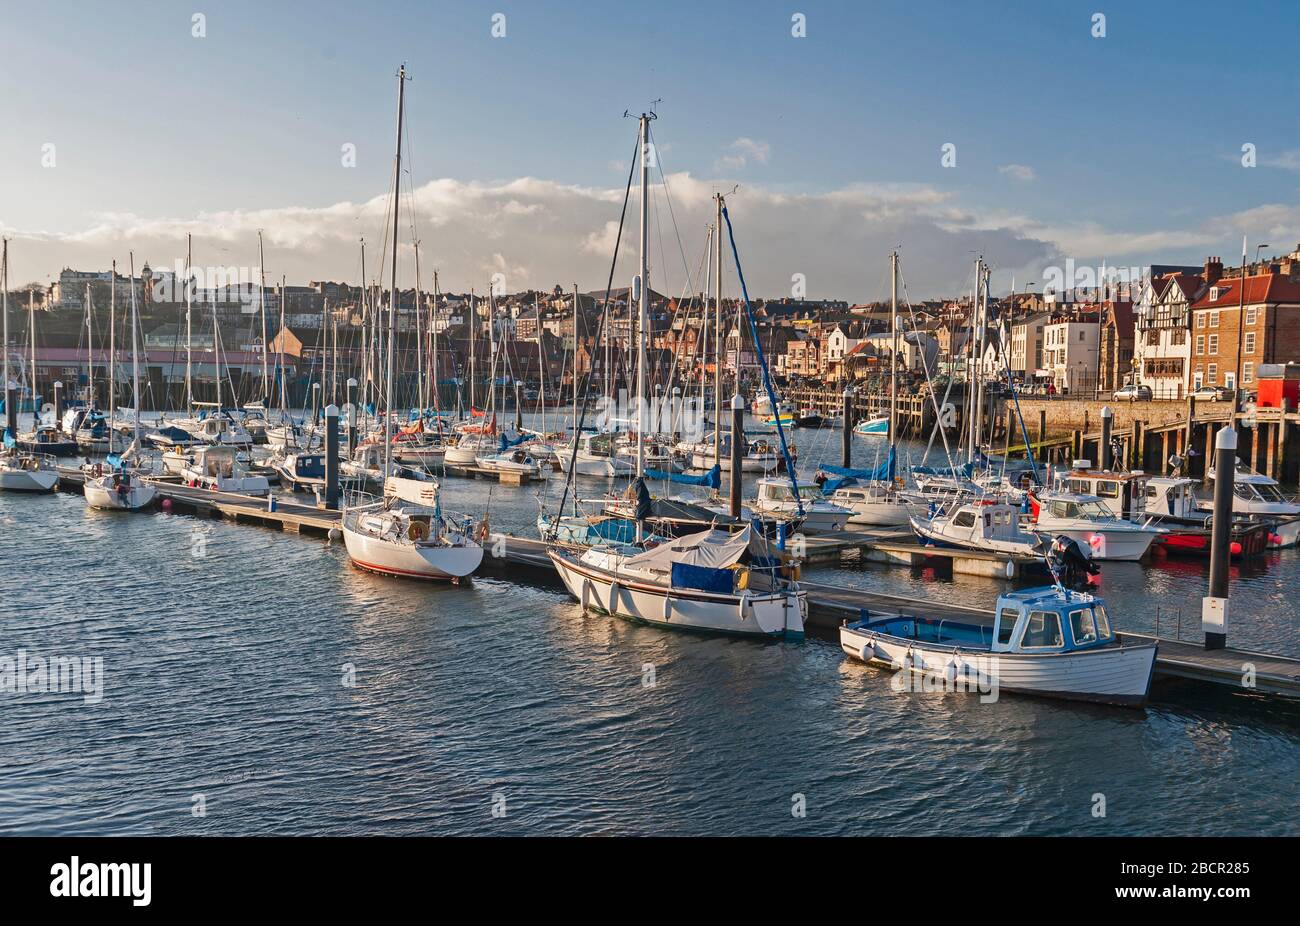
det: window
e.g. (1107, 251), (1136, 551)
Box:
(1070, 608), (1098, 645)
(1094, 605), (1112, 639)
(1097, 481), (1119, 498)
(1209, 311), (1220, 328)
(1208, 363), (1217, 384)
(1245, 306), (1257, 325)
(1244, 361), (1254, 384)
(1197, 313), (1207, 329)
(1208, 334), (1219, 354)
(1022, 611), (1064, 648)
(997, 609), (1020, 646)
(953, 511), (977, 528)
(1209, 287), (1222, 300)
(1244, 332), (1255, 354)
(1170, 330), (1186, 345)
(1196, 335), (1205, 355)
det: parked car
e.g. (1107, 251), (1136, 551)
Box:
(1114, 384), (1153, 401)
(1190, 385), (1232, 401)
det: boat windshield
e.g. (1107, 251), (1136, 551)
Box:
(1021, 610), (1064, 649)
(1076, 500), (1114, 519)
(1256, 483), (1286, 502)
(1094, 604), (1112, 639)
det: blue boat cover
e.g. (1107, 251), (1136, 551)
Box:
(644, 464), (720, 489)
(498, 432), (528, 451)
(819, 448), (896, 492)
(154, 426), (194, 442)
(670, 562), (735, 595)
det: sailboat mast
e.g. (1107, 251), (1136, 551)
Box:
(414, 240), (424, 415)
(469, 289), (476, 413)
(28, 288), (37, 419)
(431, 270), (441, 420)
(1, 239), (8, 429)
(714, 193), (723, 464)
(85, 284), (94, 410)
(108, 271), (116, 421)
(636, 113), (649, 479)
(128, 253), (141, 448)
(359, 238), (368, 418)
(184, 235), (193, 414)
(383, 64), (406, 475)
(258, 230), (269, 402)
(890, 250), (899, 442)
(535, 293), (545, 434)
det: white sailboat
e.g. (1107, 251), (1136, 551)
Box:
(85, 255), (157, 511)
(340, 64), (483, 583)
(0, 238), (59, 492)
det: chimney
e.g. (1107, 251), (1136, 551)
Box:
(1203, 256), (1224, 286)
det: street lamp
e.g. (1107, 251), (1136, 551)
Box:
(1232, 242), (1269, 409)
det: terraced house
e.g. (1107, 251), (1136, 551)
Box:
(1188, 250), (1300, 394)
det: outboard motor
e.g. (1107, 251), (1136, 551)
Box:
(1048, 534), (1100, 588)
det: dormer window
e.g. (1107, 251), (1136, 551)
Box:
(1209, 286), (1221, 300)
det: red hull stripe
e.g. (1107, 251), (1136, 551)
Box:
(350, 557), (445, 580)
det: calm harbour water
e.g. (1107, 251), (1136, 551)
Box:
(1, 422), (1298, 835)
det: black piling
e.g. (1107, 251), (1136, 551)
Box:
(729, 394), (744, 519)
(324, 404), (340, 511)
(1204, 426), (1237, 651)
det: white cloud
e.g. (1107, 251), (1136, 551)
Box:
(1262, 150), (1300, 170)
(998, 164), (1036, 182)
(714, 137), (771, 172)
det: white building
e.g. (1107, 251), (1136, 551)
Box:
(1134, 272), (1202, 400)
(1043, 316), (1099, 393)
(1009, 312), (1050, 377)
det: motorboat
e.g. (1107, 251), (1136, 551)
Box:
(1201, 464), (1300, 548)
(272, 452), (328, 493)
(749, 475), (851, 533)
(853, 416), (889, 437)
(14, 425), (77, 457)
(1142, 476), (1271, 558)
(676, 435), (778, 473)
(0, 447), (59, 492)
(547, 524), (806, 639)
(178, 444), (270, 496)
(477, 446), (547, 478)
(341, 476), (484, 581)
(840, 585), (1157, 706)
(829, 482), (924, 528)
(911, 500), (1044, 557)
(558, 432), (635, 477)
(1027, 492), (1159, 561)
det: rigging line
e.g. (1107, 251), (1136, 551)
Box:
(897, 266), (958, 472)
(549, 134), (641, 535)
(720, 204), (802, 514)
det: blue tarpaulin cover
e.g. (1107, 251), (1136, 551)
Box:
(645, 464), (720, 489)
(819, 448), (895, 492)
(670, 562), (735, 595)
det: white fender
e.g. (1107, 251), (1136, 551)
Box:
(580, 578), (591, 611)
(608, 581), (620, 616)
(738, 591), (750, 622)
(858, 643), (875, 663)
(662, 595), (673, 621)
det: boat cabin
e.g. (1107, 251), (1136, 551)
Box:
(1143, 476), (1202, 521)
(936, 501), (1031, 545)
(1060, 460), (1148, 522)
(991, 587), (1115, 654)
(756, 477), (824, 505)
(190, 444), (240, 478)
(1208, 465), (1297, 511)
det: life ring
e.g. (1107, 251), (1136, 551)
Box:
(407, 520), (430, 542)
(476, 520), (490, 543)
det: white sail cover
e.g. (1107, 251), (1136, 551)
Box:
(624, 526), (752, 570)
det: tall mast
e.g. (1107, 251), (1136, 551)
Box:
(277, 276), (287, 418)
(212, 260), (222, 412)
(383, 64), (407, 476)
(184, 234), (193, 414)
(28, 287), (37, 421)
(890, 249), (899, 443)
(128, 253), (141, 449)
(258, 230), (269, 402)
(636, 112), (650, 479)
(469, 289), (476, 413)
(414, 240), (424, 415)
(714, 193), (723, 463)
(431, 270), (441, 421)
(2, 239), (8, 432)
(84, 284), (94, 410)
(535, 293), (546, 433)
(108, 271), (116, 421)
(359, 238), (368, 417)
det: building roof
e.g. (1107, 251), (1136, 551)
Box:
(1191, 272), (1300, 309)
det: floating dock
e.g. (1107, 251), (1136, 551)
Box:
(51, 468), (1300, 701)
(803, 530), (1040, 578)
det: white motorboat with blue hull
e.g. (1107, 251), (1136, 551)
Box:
(840, 586), (1157, 706)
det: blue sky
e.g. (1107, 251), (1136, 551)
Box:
(3, 0), (1299, 298)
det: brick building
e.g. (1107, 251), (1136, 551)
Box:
(1188, 258), (1300, 393)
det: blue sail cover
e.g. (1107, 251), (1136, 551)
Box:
(498, 432), (528, 451)
(910, 453), (990, 478)
(819, 448), (896, 493)
(644, 464), (721, 489)
(2, 431), (14, 449)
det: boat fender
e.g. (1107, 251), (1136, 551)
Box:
(858, 643), (875, 663)
(608, 581), (620, 615)
(945, 658), (960, 684)
(662, 595), (673, 621)
(738, 592), (750, 622)
(580, 579), (591, 611)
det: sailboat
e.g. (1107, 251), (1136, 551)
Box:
(84, 254), (158, 511)
(549, 120), (805, 638)
(340, 64), (484, 583)
(0, 239), (59, 491)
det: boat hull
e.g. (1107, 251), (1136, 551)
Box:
(1034, 527), (1154, 562)
(0, 466), (59, 492)
(840, 624), (1156, 707)
(548, 549), (805, 639)
(342, 522), (483, 580)
(84, 477), (157, 511)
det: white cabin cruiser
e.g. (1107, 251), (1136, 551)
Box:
(559, 432), (635, 478)
(840, 585), (1156, 706)
(675, 436), (778, 473)
(1202, 464), (1300, 548)
(476, 446), (547, 477)
(548, 525), (806, 639)
(179, 444), (269, 496)
(911, 500), (1044, 557)
(750, 475), (851, 533)
(1028, 492), (1158, 562)
(829, 482), (925, 527)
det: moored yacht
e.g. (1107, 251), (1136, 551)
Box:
(1028, 492), (1159, 562)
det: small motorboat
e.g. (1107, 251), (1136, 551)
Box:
(840, 585), (1157, 706)
(829, 482), (925, 527)
(853, 416), (889, 438)
(1201, 464), (1300, 548)
(749, 475), (851, 533)
(178, 444), (270, 496)
(272, 452), (328, 493)
(476, 447), (546, 478)
(911, 500), (1045, 557)
(1143, 476), (1271, 558)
